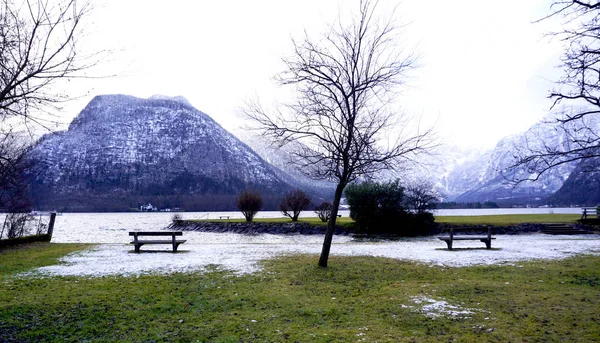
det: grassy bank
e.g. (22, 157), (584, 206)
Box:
(196, 213), (580, 227)
(435, 214), (581, 225)
(0, 242), (90, 275)
(1, 243), (599, 342)
(196, 216), (355, 227)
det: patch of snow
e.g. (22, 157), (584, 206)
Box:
(23, 213), (600, 278)
(409, 296), (485, 319)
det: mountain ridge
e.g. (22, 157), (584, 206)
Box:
(28, 94), (308, 211)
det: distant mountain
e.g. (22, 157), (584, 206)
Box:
(547, 157), (600, 206)
(415, 146), (489, 201)
(28, 94), (303, 211)
(448, 117), (585, 205)
(234, 133), (336, 200)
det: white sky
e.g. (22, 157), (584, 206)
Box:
(57, 0), (564, 150)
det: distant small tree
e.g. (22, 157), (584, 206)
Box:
(280, 189), (311, 221)
(171, 213), (183, 225)
(314, 202), (332, 222)
(404, 181), (438, 214)
(237, 190), (263, 222)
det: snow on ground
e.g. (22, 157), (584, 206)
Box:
(406, 296), (487, 319)
(23, 213), (599, 277)
(32, 233), (600, 277)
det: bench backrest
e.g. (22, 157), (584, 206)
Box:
(129, 231), (183, 236)
(445, 227), (492, 238)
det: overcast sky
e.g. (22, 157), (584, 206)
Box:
(58, 0), (564, 150)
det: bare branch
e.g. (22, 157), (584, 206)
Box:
(509, 1), (600, 182)
(0, 0), (102, 127)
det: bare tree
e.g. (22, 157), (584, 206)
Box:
(280, 189), (311, 221)
(244, 0), (434, 267)
(0, 0), (96, 127)
(1, 0), (99, 213)
(404, 181), (438, 214)
(237, 190), (263, 222)
(509, 1), (600, 181)
(0, 130), (33, 210)
(314, 202), (332, 222)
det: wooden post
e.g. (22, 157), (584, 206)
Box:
(172, 234), (177, 252)
(133, 233), (140, 253)
(0, 215), (8, 240)
(47, 212), (57, 240)
(485, 227), (492, 249)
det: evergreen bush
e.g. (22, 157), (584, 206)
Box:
(345, 180), (435, 236)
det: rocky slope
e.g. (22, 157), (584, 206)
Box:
(234, 133), (335, 199)
(28, 95), (299, 211)
(547, 157), (600, 206)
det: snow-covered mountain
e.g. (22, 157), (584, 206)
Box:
(233, 132), (336, 198)
(415, 146), (489, 201)
(548, 157), (600, 206)
(449, 115), (596, 204)
(28, 95), (299, 211)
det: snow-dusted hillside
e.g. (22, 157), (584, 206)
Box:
(29, 95), (296, 211)
(450, 115), (598, 204)
(234, 132), (335, 198)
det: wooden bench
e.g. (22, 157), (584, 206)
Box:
(129, 231), (186, 253)
(437, 227), (495, 250)
(581, 207), (598, 219)
(219, 216), (230, 220)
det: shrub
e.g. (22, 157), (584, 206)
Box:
(345, 180), (435, 236)
(280, 189), (311, 221)
(0, 212), (52, 241)
(237, 190), (263, 222)
(1, 212), (29, 239)
(171, 213), (183, 225)
(314, 202), (332, 222)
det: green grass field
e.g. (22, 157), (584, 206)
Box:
(197, 213), (581, 227)
(197, 216), (355, 226)
(1, 242), (599, 342)
(435, 214), (581, 225)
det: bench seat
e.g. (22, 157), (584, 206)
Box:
(129, 231), (186, 253)
(129, 239), (187, 245)
(437, 236), (496, 241)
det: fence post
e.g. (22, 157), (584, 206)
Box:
(47, 212), (57, 240)
(0, 215), (7, 240)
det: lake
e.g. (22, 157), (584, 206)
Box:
(48, 207), (583, 244)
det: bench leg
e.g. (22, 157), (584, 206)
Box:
(445, 240), (452, 250)
(481, 239), (491, 249)
(134, 244), (140, 253)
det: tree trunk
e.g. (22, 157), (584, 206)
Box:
(318, 182), (346, 267)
